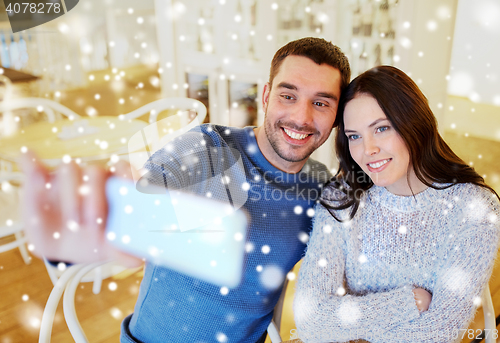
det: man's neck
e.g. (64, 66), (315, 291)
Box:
(253, 127), (307, 174)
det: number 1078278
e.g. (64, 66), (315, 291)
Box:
(6, 2), (62, 14)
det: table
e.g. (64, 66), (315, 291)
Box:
(0, 116), (147, 166)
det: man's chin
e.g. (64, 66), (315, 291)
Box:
(274, 147), (313, 163)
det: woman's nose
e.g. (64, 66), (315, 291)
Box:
(364, 137), (380, 156)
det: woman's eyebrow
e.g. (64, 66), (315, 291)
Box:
(344, 118), (388, 133)
(368, 118), (389, 127)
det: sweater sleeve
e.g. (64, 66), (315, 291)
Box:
(294, 203), (420, 343)
(384, 197), (500, 343)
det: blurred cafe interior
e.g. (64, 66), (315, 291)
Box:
(0, 0), (499, 342)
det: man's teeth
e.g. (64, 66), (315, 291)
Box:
(368, 159), (390, 168)
(284, 128), (309, 140)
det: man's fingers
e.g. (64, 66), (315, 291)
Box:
(82, 165), (108, 231)
(58, 161), (83, 230)
(19, 151), (50, 193)
(113, 160), (139, 180)
(19, 150), (45, 175)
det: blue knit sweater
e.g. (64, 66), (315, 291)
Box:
(121, 125), (331, 343)
(295, 181), (500, 343)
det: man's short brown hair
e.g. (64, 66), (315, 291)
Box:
(269, 37), (351, 92)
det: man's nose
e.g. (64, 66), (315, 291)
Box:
(289, 100), (314, 127)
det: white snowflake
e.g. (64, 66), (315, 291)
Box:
(298, 232), (309, 244)
(336, 287), (346, 296)
(259, 265), (284, 290)
(336, 301), (361, 325)
(323, 225), (332, 234)
(442, 267), (469, 293)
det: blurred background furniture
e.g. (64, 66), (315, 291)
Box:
(39, 261), (135, 343)
(43, 259), (127, 295)
(0, 171), (30, 264)
(483, 284), (497, 343)
(0, 115), (146, 166)
(123, 97), (208, 173)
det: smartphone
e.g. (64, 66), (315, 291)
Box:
(105, 177), (248, 288)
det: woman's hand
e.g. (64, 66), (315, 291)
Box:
(20, 151), (143, 268)
(412, 287), (432, 312)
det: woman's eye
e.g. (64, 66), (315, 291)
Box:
(376, 126), (389, 133)
(348, 134), (360, 141)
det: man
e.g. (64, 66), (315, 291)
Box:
(22, 37), (350, 342)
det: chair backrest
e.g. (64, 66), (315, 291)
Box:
(0, 97), (80, 123)
(0, 171), (30, 264)
(0, 75), (13, 101)
(123, 98), (207, 178)
(122, 97), (207, 124)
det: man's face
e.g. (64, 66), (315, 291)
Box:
(260, 55), (342, 171)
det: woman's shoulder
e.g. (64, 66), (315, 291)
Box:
(442, 183), (498, 203)
(440, 183), (500, 224)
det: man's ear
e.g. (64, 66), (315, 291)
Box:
(262, 82), (271, 113)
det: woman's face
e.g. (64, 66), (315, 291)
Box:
(343, 93), (419, 195)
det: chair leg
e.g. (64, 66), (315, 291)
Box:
(92, 266), (102, 295)
(267, 320), (283, 343)
(44, 257), (60, 286)
(14, 231), (31, 264)
(482, 284), (496, 343)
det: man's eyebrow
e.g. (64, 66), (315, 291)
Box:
(316, 92), (338, 102)
(276, 82), (338, 101)
(276, 82), (297, 90)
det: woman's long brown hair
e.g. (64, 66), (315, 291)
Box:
(323, 65), (499, 221)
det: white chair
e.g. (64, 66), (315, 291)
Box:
(267, 279), (288, 343)
(122, 97), (207, 177)
(122, 97), (207, 124)
(0, 171), (30, 264)
(43, 258), (127, 295)
(0, 97), (81, 124)
(39, 261), (129, 343)
(483, 284), (496, 343)
(39, 264), (89, 343)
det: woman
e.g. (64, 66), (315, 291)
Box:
(294, 65), (500, 343)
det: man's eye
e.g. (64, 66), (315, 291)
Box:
(313, 101), (326, 107)
(282, 95), (294, 100)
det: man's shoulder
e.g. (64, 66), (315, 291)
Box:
(300, 157), (332, 184)
(195, 124), (247, 142)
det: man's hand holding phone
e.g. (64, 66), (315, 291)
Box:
(20, 151), (143, 267)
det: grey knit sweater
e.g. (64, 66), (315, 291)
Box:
(294, 182), (500, 343)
